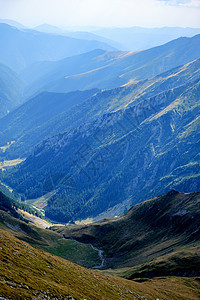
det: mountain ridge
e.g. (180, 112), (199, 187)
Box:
(20, 34), (200, 97)
(54, 190), (200, 274)
(2, 60), (199, 222)
(0, 23), (115, 71)
(1, 56), (200, 159)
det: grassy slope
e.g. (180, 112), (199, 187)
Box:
(54, 191), (200, 274)
(0, 210), (100, 268)
(44, 34), (200, 93)
(104, 244), (200, 280)
(0, 228), (200, 299)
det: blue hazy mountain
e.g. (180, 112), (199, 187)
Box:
(0, 88), (99, 158)
(0, 63), (24, 118)
(0, 19), (26, 29)
(21, 34), (200, 96)
(93, 26), (200, 50)
(34, 24), (120, 49)
(20, 49), (127, 98)
(0, 23), (115, 71)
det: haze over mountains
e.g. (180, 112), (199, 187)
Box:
(93, 26), (200, 50)
(21, 34), (200, 97)
(0, 23), (115, 72)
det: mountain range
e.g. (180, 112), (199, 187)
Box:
(1, 56), (199, 222)
(0, 35), (200, 158)
(0, 21), (200, 299)
(93, 26), (200, 50)
(0, 23), (115, 72)
(20, 34), (200, 97)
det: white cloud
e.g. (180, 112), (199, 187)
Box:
(157, 0), (200, 7)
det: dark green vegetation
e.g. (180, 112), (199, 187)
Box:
(0, 190), (43, 219)
(0, 190), (19, 218)
(0, 23), (115, 72)
(54, 191), (200, 278)
(3, 57), (199, 222)
(1, 229), (200, 299)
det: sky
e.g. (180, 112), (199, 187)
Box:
(0, 0), (200, 28)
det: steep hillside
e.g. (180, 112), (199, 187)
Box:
(0, 89), (98, 158)
(1, 228), (200, 299)
(54, 191), (200, 273)
(0, 209), (101, 268)
(0, 57), (200, 159)
(20, 49), (127, 98)
(0, 23), (115, 71)
(0, 63), (24, 118)
(0, 189), (103, 267)
(2, 58), (200, 222)
(38, 34), (200, 93)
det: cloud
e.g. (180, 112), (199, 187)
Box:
(157, 0), (200, 7)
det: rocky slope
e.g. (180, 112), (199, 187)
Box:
(1, 56), (200, 159)
(2, 58), (200, 222)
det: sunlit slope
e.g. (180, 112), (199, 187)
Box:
(0, 228), (200, 299)
(40, 34), (200, 93)
(0, 209), (100, 268)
